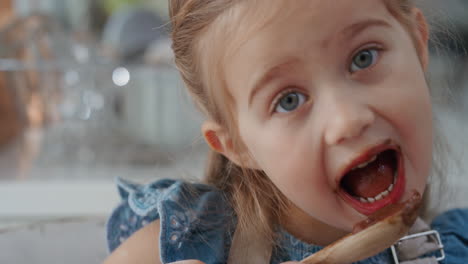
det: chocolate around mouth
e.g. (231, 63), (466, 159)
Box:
(352, 190), (422, 233)
(340, 149), (398, 201)
(301, 190), (422, 264)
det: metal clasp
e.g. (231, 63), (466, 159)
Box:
(390, 230), (445, 263)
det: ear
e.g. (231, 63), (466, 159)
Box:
(202, 121), (260, 170)
(411, 8), (430, 70)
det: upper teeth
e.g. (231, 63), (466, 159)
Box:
(352, 155), (377, 170)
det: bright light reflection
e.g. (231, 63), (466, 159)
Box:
(112, 67), (130, 87)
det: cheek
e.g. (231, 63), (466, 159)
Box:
(242, 124), (306, 174)
(379, 58), (433, 186)
(239, 119), (327, 196)
(396, 74), (432, 170)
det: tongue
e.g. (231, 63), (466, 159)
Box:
(342, 151), (396, 198)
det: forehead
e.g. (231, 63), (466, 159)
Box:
(228, 0), (393, 57)
(202, 0), (397, 102)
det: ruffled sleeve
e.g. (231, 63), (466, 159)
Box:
(106, 178), (236, 264)
(431, 208), (468, 264)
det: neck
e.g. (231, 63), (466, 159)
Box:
(281, 204), (349, 246)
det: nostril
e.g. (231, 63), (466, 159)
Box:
(325, 131), (344, 146)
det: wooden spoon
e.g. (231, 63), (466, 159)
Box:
(302, 191), (422, 264)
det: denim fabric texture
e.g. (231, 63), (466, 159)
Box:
(431, 209), (468, 264)
(107, 178), (468, 264)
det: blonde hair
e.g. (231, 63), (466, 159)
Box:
(168, 0), (427, 262)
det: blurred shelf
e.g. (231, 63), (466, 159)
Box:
(0, 181), (118, 220)
(0, 163), (205, 226)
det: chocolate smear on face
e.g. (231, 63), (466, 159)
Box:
(301, 191), (423, 264)
(352, 190), (422, 234)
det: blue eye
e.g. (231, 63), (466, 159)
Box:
(275, 91), (307, 113)
(350, 49), (379, 72)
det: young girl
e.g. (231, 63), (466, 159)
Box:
(104, 0), (468, 263)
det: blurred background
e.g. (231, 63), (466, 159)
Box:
(0, 0), (467, 263)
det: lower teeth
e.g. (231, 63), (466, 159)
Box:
(357, 172), (396, 203)
(348, 152), (399, 204)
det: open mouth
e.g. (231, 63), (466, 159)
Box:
(337, 145), (406, 215)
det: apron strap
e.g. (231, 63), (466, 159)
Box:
(392, 218), (445, 264)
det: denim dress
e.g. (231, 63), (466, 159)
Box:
(107, 178), (468, 264)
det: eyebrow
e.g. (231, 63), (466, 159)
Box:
(339, 18), (392, 40)
(248, 58), (301, 108)
(247, 18), (391, 108)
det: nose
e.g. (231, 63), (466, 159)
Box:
(323, 92), (375, 146)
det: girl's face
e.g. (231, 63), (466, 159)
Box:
(213, 0), (432, 233)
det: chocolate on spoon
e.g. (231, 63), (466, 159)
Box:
(301, 191), (422, 264)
